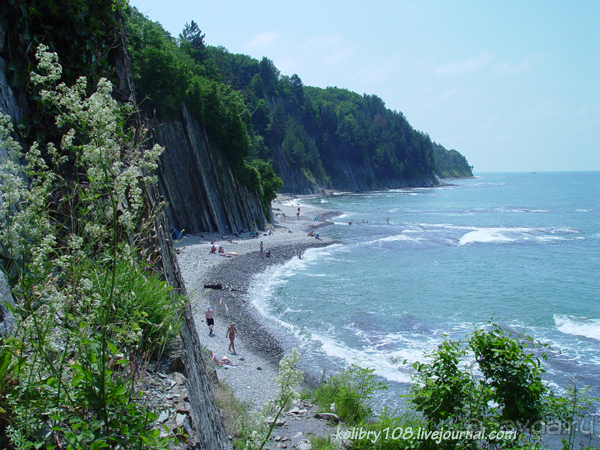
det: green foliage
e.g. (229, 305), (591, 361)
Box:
(309, 435), (338, 450)
(410, 322), (566, 448)
(180, 20), (206, 62)
(551, 378), (596, 450)
(126, 7), (278, 197)
(352, 409), (426, 450)
(469, 324), (548, 425)
(411, 339), (485, 428)
(281, 116), (326, 180)
(1, 0), (122, 89)
(314, 364), (387, 425)
(133, 46), (193, 115)
(0, 45), (179, 449)
(433, 143), (473, 178)
(187, 78), (251, 169)
(83, 257), (184, 358)
(243, 159), (283, 218)
(213, 381), (263, 450)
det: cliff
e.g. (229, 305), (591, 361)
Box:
(148, 105), (267, 236)
(0, 10), (231, 449)
(273, 147), (440, 195)
(0, 17), (19, 337)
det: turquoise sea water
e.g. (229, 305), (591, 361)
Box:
(249, 172), (600, 415)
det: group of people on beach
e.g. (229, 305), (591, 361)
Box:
(205, 306), (240, 366)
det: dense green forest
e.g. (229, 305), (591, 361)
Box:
(124, 8), (472, 194)
(432, 143), (474, 178)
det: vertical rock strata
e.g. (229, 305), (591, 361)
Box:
(150, 105), (267, 235)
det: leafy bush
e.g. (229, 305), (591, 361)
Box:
(410, 322), (574, 449)
(314, 364), (387, 425)
(86, 257), (184, 358)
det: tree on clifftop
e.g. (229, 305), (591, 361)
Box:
(180, 20), (206, 62)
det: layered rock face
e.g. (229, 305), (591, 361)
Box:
(150, 106), (267, 236)
(272, 151), (440, 195)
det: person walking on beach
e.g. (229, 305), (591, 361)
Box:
(205, 306), (215, 335)
(260, 241), (264, 258)
(297, 207), (300, 220)
(227, 322), (240, 354)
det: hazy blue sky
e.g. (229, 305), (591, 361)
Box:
(129, 0), (600, 173)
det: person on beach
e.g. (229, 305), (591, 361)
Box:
(227, 322), (240, 354)
(260, 241), (264, 258)
(298, 249), (303, 259)
(297, 207), (300, 220)
(210, 243), (217, 253)
(218, 246), (224, 254)
(210, 350), (238, 367)
(205, 306), (215, 334)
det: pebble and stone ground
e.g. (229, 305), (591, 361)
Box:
(174, 196), (349, 448)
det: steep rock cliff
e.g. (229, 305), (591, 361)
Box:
(150, 106), (267, 236)
(272, 148), (440, 194)
(0, 18), (18, 335)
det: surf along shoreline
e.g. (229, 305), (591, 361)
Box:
(175, 195), (343, 408)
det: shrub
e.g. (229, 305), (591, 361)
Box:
(409, 321), (578, 449)
(314, 363), (387, 425)
(0, 44), (179, 449)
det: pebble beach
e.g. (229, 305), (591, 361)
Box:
(175, 196), (342, 408)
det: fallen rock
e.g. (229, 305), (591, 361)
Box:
(295, 440), (311, 450)
(264, 416), (286, 427)
(156, 411), (169, 424)
(169, 356), (185, 374)
(314, 412), (340, 423)
(175, 413), (187, 427)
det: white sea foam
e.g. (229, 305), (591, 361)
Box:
(378, 234), (423, 243)
(456, 225), (576, 246)
(309, 331), (413, 383)
(459, 228), (516, 245)
(555, 315), (600, 341)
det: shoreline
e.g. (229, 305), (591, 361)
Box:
(175, 197), (342, 407)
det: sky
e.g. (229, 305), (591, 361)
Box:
(129, 0), (600, 173)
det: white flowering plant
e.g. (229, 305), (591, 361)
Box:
(244, 348), (303, 450)
(0, 44), (181, 449)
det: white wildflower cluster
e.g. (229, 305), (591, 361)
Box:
(244, 430), (264, 450)
(29, 44), (62, 86)
(0, 44), (165, 337)
(30, 44), (164, 238)
(0, 116), (55, 264)
(275, 348), (303, 406)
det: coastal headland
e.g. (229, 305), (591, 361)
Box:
(175, 195), (342, 408)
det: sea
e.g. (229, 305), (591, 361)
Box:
(248, 172), (600, 438)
